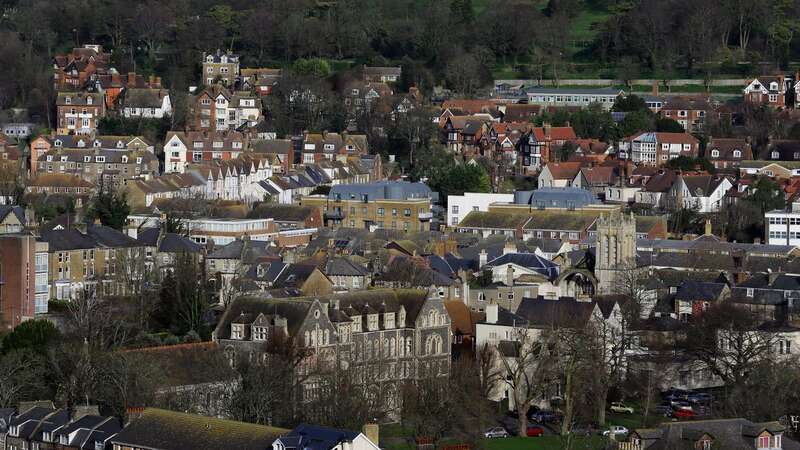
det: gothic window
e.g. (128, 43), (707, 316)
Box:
(390, 337), (396, 356)
(405, 337), (412, 356)
(304, 331), (310, 347)
(428, 310), (436, 327)
(324, 329), (330, 345)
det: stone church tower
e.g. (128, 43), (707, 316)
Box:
(595, 211), (637, 294)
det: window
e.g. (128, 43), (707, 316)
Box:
(758, 435), (770, 448)
(772, 151), (780, 159)
(733, 150), (741, 158)
(710, 149), (719, 158)
(451, 205), (459, 214)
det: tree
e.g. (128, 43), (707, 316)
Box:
(685, 303), (778, 389)
(391, 106), (437, 168)
(618, 110), (654, 137)
(86, 181), (131, 230)
(556, 141), (578, 162)
(444, 52), (489, 96)
(97, 351), (163, 416)
(0, 350), (47, 408)
(612, 94), (649, 113)
(655, 117), (684, 133)
(744, 176), (786, 214)
(1, 319), (60, 355)
(156, 252), (209, 335)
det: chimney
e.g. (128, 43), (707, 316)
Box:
(503, 241), (515, 255)
(111, 72), (121, 85)
(479, 249), (488, 268)
(155, 76), (162, 88)
(506, 265), (514, 287)
(362, 423), (379, 446)
(704, 218), (713, 236)
(652, 80), (659, 97)
(486, 301), (498, 324)
(128, 72), (136, 85)
(149, 75), (155, 86)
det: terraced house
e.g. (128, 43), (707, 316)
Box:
(214, 289), (451, 417)
(37, 148), (159, 190)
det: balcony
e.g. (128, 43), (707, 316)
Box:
(418, 211), (433, 221)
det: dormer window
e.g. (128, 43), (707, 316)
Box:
(253, 326), (268, 341)
(231, 324), (244, 339)
(121, 156), (128, 163)
(117, 141), (124, 149)
(77, 139), (86, 148)
(60, 156), (68, 162)
(93, 140), (101, 147)
(710, 149), (719, 158)
(772, 151), (780, 159)
(136, 157), (142, 164)
(54, 140), (62, 147)
(96, 156), (105, 163)
(65, 97), (72, 104)
(368, 313), (379, 331)
(87, 96), (93, 105)
(733, 150), (741, 158)
(206, 55), (214, 63)
(47, 155), (53, 162)
(771, 82), (779, 91)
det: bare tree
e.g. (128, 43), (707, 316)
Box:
(0, 350), (46, 408)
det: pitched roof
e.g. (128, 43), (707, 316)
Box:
(39, 229), (98, 251)
(278, 424), (362, 450)
(515, 296), (597, 329)
(680, 175), (731, 197)
(543, 162), (582, 180)
(484, 252), (559, 279)
(111, 408), (286, 450)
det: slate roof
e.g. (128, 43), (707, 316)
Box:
(39, 229), (98, 251)
(457, 211), (530, 229)
(123, 88), (168, 108)
(525, 87), (623, 96)
(515, 296), (596, 329)
(137, 228), (202, 253)
(641, 169), (678, 193)
(0, 205), (25, 224)
(680, 175), (731, 197)
(634, 418), (799, 450)
(674, 280), (727, 301)
(484, 252), (559, 279)
(327, 181), (432, 201)
(479, 305), (528, 327)
(111, 408), (285, 450)
(277, 424), (361, 450)
(324, 257), (368, 277)
(523, 211), (599, 232)
(249, 204), (317, 222)
(87, 224), (140, 248)
(515, 187), (599, 208)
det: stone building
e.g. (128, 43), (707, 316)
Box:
(595, 211), (636, 293)
(213, 288), (451, 418)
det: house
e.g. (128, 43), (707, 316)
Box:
(229, 92), (262, 129)
(517, 125), (578, 172)
(56, 91), (105, 135)
(446, 192), (514, 227)
(524, 87), (623, 110)
(52, 44), (111, 89)
(624, 132), (699, 165)
(111, 408), (286, 450)
(618, 418), (797, 450)
(482, 244), (560, 285)
(38, 148), (159, 190)
(323, 256), (371, 291)
(674, 280), (730, 321)
(5, 406), (122, 450)
(0, 205), (28, 234)
(97, 71), (163, 109)
(249, 203), (322, 231)
(121, 88), (172, 118)
(134, 227), (203, 276)
(706, 137), (753, 170)
(743, 75), (787, 108)
(300, 132), (369, 164)
(250, 139), (294, 173)
(362, 65), (402, 83)
(763, 140), (800, 162)
(50, 134), (154, 152)
(25, 174), (94, 196)
(739, 161), (800, 180)
(240, 68), (282, 95)
(538, 162), (582, 187)
(513, 187), (600, 210)
(1, 122), (35, 140)
(765, 202), (800, 246)
(202, 49), (240, 86)
(572, 165), (619, 195)
(163, 130), (247, 173)
(191, 84), (233, 131)
(502, 104), (541, 123)
(635, 169), (679, 209)
(273, 423), (381, 450)
(668, 173), (733, 213)
(659, 96), (715, 132)
(301, 181), (434, 232)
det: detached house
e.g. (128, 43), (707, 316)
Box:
(163, 130), (247, 173)
(659, 96), (715, 132)
(706, 137), (753, 170)
(538, 162), (582, 188)
(362, 65), (402, 83)
(202, 49), (240, 85)
(668, 173), (733, 213)
(56, 91), (105, 135)
(121, 88), (172, 119)
(517, 125), (577, 173)
(624, 132), (699, 165)
(743, 75), (787, 108)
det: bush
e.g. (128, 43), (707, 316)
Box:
(183, 330), (201, 343)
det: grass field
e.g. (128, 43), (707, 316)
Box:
(384, 436), (609, 450)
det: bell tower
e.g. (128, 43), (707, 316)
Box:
(595, 211), (637, 294)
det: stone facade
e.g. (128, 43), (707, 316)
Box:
(595, 211), (636, 293)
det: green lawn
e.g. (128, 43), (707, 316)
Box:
(486, 436), (608, 450)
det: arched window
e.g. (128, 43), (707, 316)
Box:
(428, 310), (436, 327)
(324, 329), (330, 345)
(304, 331), (310, 347)
(383, 338), (390, 356)
(733, 150), (741, 158)
(710, 149), (719, 158)
(434, 336), (443, 354)
(366, 340), (373, 359)
(390, 337), (396, 357)
(405, 337), (412, 356)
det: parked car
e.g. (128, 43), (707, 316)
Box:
(687, 392), (712, 404)
(654, 403), (673, 415)
(570, 422), (599, 436)
(484, 427), (509, 439)
(673, 402), (693, 412)
(526, 425), (545, 437)
(673, 409), (696, 420)
(602, 425), (629, 436)
(610, 402), (634, 414)
(662, 388), (690, 401)
(530, 410), (562, 423)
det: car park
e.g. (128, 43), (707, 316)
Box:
(688, 392), (713, 404)
(484, 427), (509, 438)
(673, 409), (696, 420)
(530, 410), (562, 423)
